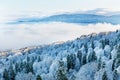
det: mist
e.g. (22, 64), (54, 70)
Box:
(0, 22), (120, 50)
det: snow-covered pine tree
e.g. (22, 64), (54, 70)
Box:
(36, 75), (42, 80)
(102, 71), (108, 80)
(55, 61), (68, 80)
(8, 65), (16, 80)
(77, 50), (82, 67)
(3, 69), (9, 80)
(67, 54), (76, 71)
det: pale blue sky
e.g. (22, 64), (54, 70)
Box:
(0, 0), (120, 13)
(0, 0), (120, 22)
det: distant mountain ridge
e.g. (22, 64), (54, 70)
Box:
(10, 11), (120, 25)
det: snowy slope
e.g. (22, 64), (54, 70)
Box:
(0, 30), (120, 80)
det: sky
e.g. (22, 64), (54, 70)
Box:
(0, 0), (120, 23)
(0, 0), (120, 14)
(0, 0), (120, 50)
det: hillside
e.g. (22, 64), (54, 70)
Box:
(0, 30), (120, 80)
(11, 13), (120, 25)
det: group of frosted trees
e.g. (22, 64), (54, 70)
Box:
(3, 56), (42, 80)
(1, 38), (112, 80)
(2, 30), (120, 80)
(2, 40), (108, 80)
(3, 66), (15, 80)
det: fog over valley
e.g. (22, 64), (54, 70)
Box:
(0, 22), (120, 50)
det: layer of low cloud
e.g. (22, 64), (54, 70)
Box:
(0, 22), (120, 51)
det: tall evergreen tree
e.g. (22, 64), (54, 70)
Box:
(15, 63), (19, 73)
(77, 50), (82, 66)
(3, 69), (9, 80)
(116, 45), (120, 59)
(37, 56), (41, 62)
(115, 58), (120, 69)
(36, 75), (42, 80)
(91, 41), (95, 49)
(100, 39), (106, 49)
(87, 50), (97, 63)
(81, 54), (87, 65)
(26, 56), (30, 62)
(113, 70), (118, 80)
(25, 62), (33, 73)
(112, 59), (116, 71)
(56, 61), (68, 80)
(67, 54), (76, 71)
(102, 71), (108, 80)
(8, 65), (16, 80)
(84, 43), (88, 53)
(97, 57), (102, 71)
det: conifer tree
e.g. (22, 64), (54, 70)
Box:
(77, 50), (82, 66)
(56, 61), (68, 80)
(84, 43), (88, 53)
(113, 70), (118, 80)
(91, 41), (95, 49)
(27, 56), (30, 62)
(36, 75), (42, 80)
(82, 54), (87, 65)
(97, 57), (102, 71)
(112, 59), (116, 71)
(15, 63), (19, 73)
(102, 71), (108, 80)
(8, 65), (16, 80)
(37, 56), (41, 62)
(3, 69), (9, 80)
(67, 54), (76, 71)
(87, 50), (97, 62)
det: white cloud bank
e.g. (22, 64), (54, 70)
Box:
(0, 22), (120, 50)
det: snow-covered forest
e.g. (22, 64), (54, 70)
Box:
(0, 30), (120, 80)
